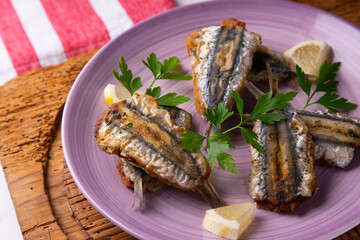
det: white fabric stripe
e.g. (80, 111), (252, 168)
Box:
(10, 0), (67, 67)
(0, 37), (17, 86)
(89, 0), (134, 40)
(0, 161), (23, 240)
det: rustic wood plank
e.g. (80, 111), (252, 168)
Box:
(291, 0), (360, 26)
(47, 123), (90, 240)
(0, 50), (97, 239)
(64, 164), (135, 240)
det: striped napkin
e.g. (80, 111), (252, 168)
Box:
(0, 0), (176, 85)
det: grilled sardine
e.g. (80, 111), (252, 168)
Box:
(187, 18), (261, 116)
(249, 107), (318, 211)
(297, 109), (360, 168)
(95, 93), (226, 208)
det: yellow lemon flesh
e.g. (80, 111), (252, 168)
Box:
(104, 84), (131, 105)
(284, 40), (330, 77)
(202, 202), (256, 240)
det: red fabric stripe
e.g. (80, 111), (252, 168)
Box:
(0, 0), (41, 75)
(118, 0), (176, 24)
(41, 0), (110, 58)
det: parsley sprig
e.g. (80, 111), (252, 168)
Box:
(113, 53), (192, 107)
(112, 57), (142, 96)
(180, 91), (297, 174)
(297, 61), (357, 112)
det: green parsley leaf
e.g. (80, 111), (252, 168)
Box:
(296, 65), (312, 96)
(217, 152), (237, 174)
(141, 53), (192, 107)
(246, 91), (297, 124)
(145, 86), (161, 98)
(180, 130), (206, 152)
(315, 61), (340, 93)
(314, 92), (357, 113)
(204, 102), (234, 126)
(255, 112), (288, 125)
(142, 53), (162, 78)
(113, 57), (143, 95)
(159, 72), (193, 80)
(161, 56), (180, 74)
(206, 140), (231, 169)
(212, 133), (235, 149)
(143, 53), (192, 86)
(240, 127), (264, 154)
(157, 93), (190, 106)
(232, 91), (244, 117)
(297, 60), (357, 112)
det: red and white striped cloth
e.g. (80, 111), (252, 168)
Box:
(0, 0), (176, 85)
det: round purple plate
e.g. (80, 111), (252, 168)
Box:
(62, 1), (360, 239)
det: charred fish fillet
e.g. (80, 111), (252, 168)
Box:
(95, 93), (226, 208)
(247, 45), (296, 83)
(187, 18), (261, 116)
(249, 107), (317, 211)
(117, 106), (193, 207)
(297, 109), (360, 168)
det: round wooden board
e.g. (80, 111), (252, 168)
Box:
(47, 123), (136, 240)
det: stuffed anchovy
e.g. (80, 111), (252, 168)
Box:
(95, 93), (226, 208)
(249, 107), (318, 211)
(186, 18), (261, 116)
(297, 110), (360, 168)
(246, 77), (317, 212)
(116, 106), (193, 207)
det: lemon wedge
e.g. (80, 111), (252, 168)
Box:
(284, 40), (330, 77)
(202, 202), (256, 240)
(104, 84), (131, 105)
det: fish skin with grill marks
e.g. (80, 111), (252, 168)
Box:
(116, 106), (193, 207)
(297, 109), (360, 168)
(249, 107), (318, 212)
(95, 93), (226, 208)
(186, 18), (261, 116)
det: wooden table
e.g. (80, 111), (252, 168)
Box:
(0, 0), (359, 239)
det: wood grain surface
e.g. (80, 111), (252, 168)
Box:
(0, 0), (359, 239)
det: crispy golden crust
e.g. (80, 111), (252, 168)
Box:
(255, 196), (311, 212)
(186, 30), (206, 116)
(219, 18), (246, 29)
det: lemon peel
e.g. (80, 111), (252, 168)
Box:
(202, 202), (256, 240)
(104, 84), (131, 105)
(284, 40), (330, 77)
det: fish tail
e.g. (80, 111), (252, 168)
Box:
(198, 179), (227, 208)
(133, 177), (144, 209)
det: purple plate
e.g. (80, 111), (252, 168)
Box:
(62, 1), (360, 239)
